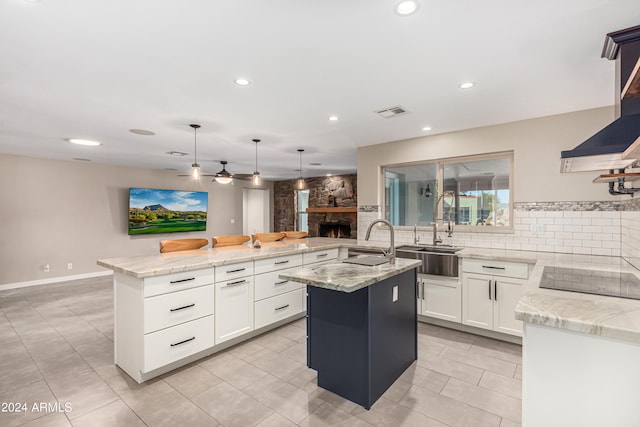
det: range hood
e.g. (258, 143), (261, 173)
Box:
(561, 25), (640, 173)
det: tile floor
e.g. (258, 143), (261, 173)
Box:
(0, 276), (522, 427)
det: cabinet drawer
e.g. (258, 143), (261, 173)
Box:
(144, 285), (214, 334)
(254, 288), (303, 330)
(144, 315), (214, 372)
(254, 268), (303, 301)
(144, 268), (214, 298)
(303, 249), (338, 265)
(254, 254), (303, 275)
(214, 261), (253, 283)
(462, 258), (529, 279)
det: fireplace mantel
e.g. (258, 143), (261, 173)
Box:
(306, 207), (357, 213)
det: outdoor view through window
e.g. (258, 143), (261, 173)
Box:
(383, 154), (512, 228)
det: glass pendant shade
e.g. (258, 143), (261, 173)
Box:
(191, 163), (201, 180)
(252, 172), (261, 185)
(296, 148), (305, 190)
(216, 176), (232, 185)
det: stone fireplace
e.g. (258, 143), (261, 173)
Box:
(273, 174), (357, 238)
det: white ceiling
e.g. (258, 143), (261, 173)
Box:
(1, 1), (639, 180)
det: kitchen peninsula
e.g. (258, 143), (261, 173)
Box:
(97, 237), (421, 390)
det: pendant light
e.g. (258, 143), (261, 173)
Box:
(252, 139), (261, 185)
(189, 124), (201, 180)
(296, 149), (306, 190)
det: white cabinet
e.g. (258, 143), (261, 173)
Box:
(254, 254), (304, 330)
(215, 264), (254, 344)
(417, 274), (461, 323)
(303, 248), (339, 265)
(114, 268), (215, 383)
(461, 259), (529, 336)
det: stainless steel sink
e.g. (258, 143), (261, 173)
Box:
(395, 245), (460, 277)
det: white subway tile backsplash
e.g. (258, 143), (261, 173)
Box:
(563, 225), (583, 233)
(563, 211), (583, 218)
(592, 218), (612, 226)
(571, 218), (592, 226)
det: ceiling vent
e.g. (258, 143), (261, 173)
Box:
(375, 105), (409, 118)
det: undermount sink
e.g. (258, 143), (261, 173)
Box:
(395, 245), (460, 277)
(342, 255), (390, 267)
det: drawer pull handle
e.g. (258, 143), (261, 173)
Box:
(227, 279), (246, 286)
(170, 277), (195, 284)
(170, 303), (195, 312)
(317, 253), (328, 258)
(274, 260), (290, 265)
(275, 304), (290, 311)
(170, 336), (195, 347)
(227, 267), (246, 273)
(482, 265), (505, 270)
(274, 280), (289, 285)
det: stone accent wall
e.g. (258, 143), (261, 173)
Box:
(273, 174), (357, 238)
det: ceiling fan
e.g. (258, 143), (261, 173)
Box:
(212, 160), (252, 184)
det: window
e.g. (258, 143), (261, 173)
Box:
(296, 190), (309, 232)
(382, 153), (512, 229)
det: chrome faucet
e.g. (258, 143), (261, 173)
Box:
(413, 224), (420, 245)
(433, 190), (455, 245)
(365, 219), (396, 264)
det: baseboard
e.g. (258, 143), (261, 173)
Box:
(0, 271), (114, 291)
(418, 314), (522, 345)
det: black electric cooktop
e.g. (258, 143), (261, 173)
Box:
(539, 266), (640, 300)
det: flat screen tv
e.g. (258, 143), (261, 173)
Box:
(128, 188), (208, 235)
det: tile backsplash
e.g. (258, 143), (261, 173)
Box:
(359, 200), (639, 260)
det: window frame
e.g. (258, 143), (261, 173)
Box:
(380, 151), (514, 232)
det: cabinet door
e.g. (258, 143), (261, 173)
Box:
(462, 273), (493, 331)
(493, 277), (525, 336)
(421, 276), (461, 323)
(215, 277), (254, 344)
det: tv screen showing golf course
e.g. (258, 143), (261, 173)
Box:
(128, 188), (208, 235)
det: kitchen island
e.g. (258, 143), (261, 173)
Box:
(279, 257), (421, 409)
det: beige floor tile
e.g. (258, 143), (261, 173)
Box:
(287, 367), (318, 394)
(0, 355), (43, 393)
(309, 388), (359, 414)
(34, 351), (94, 380)
(70, 399), (145, 427)
(226, 339), (265, 359)
(299, 402), (373, 427)
(105, 373), (174, 412)
(0, 381), (57, 427)
(136, 389), (219, 426)
(249, 348), (308, 381)
(399, 384), (502, 427)
(193, 382), (272, 427)
(379, 378), (412, 403)
(251, 331), (298, 353)
(273, 323), (307, 343)
(468, 337), (522, 364)
(399, 363), (450, 393)
(199, 352), (269, 389)
(46, 370), (119, 420)
(500, 418), (521, 427)
(244, 374), (325, 424)
(255, 412), (298, 427)
(441, 378), (521, 423)
(440, 347), (517, 378)
(417, 352), (484, 385)
(417, 338), (446, 356)
(18, 412), (72, 426)
(280, 342), (306, 362)
(162, 364), (224, 400)
(479, 371), (522, 399)
(356, 397), (448, 427)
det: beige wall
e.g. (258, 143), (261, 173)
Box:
(0, 154), (273, 286)
(357, 107), (619, 205)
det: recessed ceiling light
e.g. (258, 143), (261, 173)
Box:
(167, 151), (188, 157)
(234, 78), (251, 86)
(328, 115), (339, 121)
(395, 0), (419, 16)
(68, 138), (102, 146)
(129, 129), (155, 136)
(459, 82), (475, 89)
(422, 126), (432, 131)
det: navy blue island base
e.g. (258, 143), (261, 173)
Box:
(306, 268), (418, 409)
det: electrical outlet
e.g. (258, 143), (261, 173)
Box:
(392, 285), (398, 302)
(230, 218), (235, 224)
(531, 224), (544, 237)
(67, 263), (73, 270)
(44, 264), (50, 272)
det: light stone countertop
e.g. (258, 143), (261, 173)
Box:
(278, 257), (421, 293)
(96, 237), (389, 279)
